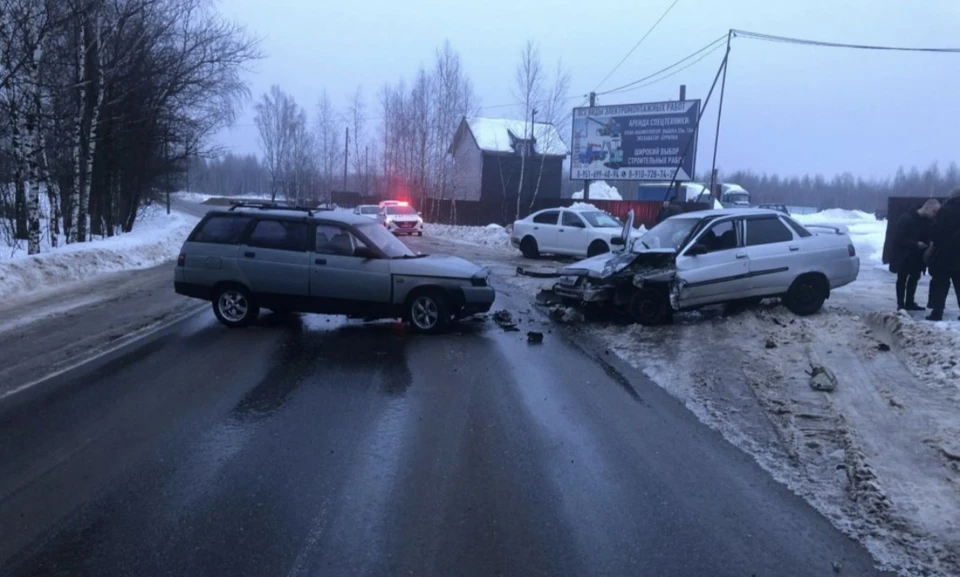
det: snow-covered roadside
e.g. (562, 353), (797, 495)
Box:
(0, 205), (198, 301)
(424, 223), (513, 249)
(423, 210), (960, 577)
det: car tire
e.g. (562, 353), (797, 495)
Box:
(587, 240), (610, 257)
(783, 275), (827, 316)
(406, 290), (451, 334)
(417, 231), (423, 237)
(212, 285), (259, 328)
(629, 288), (673, 326)
(520, 236), (540, 259)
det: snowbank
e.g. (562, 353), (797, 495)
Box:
(568, 202), (598, 212)
(572, 181), (622, 200)
(423, 223), (512, 249)
(795, 209), (887, 263)
(0, 206), (198, 300)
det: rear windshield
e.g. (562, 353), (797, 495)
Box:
(386, 205), (416, 215)
(579, 211), (622, 228)
(191, 215), (252, 244)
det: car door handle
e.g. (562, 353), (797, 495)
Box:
(314, 258), (327, 265)
(735, 252), (748, 259)
(533, 226), (539, 230)
(789, 245), (800, 251)
(558, 229), (565, 233)
(243, 251), (255, 258)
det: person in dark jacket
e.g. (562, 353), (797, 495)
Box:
(889, 199), (939, 310)
(926, 189), (960, 321)
(656, 198), (683, 224)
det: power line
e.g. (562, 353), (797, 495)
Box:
(604, 41), (726, 96)
(731, 29), (960, 53)
(592, 0), (682, 92)
(597, 34), (727, 96)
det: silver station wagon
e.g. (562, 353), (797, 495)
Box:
(174, 203), (495, 333)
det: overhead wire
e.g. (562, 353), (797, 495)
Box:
(603, 40), (727, 96)
(591, 0), (683, 93)
(596, 34), (727, 96)
(731, 29), (960, 53)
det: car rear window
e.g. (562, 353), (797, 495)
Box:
(246, 219), (310, 252)
(746, 217), (794, 246)
(783, 216), (812, 238)
(191, 215), (252, 244)
(533, 210), (559, 225)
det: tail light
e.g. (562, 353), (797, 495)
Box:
(177, 254), (185, 266)
(848, 244), (856, 257)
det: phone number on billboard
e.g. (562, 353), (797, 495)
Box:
(573, 168), (677, 180)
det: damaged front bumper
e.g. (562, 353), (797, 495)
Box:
(551, 276), (614, 303)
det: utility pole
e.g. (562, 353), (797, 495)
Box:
(583, 91), (596, 201)
(343, 126), (349, 193)
(710, 30), (733, 198)
(364, 145), (369, 196)
(677, 84), (686, 202)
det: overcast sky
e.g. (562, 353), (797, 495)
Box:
(213, 0), (960, 180)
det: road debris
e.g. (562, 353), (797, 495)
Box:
(808, 364), (838, 392)
(527, 331), (544, 344)
(492, 310), (520, 332)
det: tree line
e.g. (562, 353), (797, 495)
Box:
(713, 163), (960, 211)
(227, 40), (570, 220)
(0, 0), (258, 254)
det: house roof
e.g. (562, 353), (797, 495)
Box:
(456, 117), (569, 157)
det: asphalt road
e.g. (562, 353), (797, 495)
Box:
(0, 276), (892, 577)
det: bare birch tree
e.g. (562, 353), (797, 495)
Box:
(315, 87), (342, 200)
(254, 84), (296, 201)
(512, 40), (543, 220)
(347, 85), (365, 191)
(529, 58), (570, 209)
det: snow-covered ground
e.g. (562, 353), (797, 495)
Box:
(424, 223), (513, 249)
(572, 181), (622, 200)
(418, 209), (960, 577)
(172, 191), (273, 204)
(0, 205), (198, 301)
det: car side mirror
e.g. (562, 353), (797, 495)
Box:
(610, 237), (625, 246)
(354, 247), (379, 260)
(686, 243), (709, 256)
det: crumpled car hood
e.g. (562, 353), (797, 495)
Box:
(559, 247), (675, 279)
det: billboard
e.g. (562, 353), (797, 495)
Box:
(570, 99), (700, 181)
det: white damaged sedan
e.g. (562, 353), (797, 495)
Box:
(548, 208), (860, 325)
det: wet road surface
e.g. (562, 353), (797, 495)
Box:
(0, 282), (893, 577)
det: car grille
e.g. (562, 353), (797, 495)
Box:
(396, 221), (415, 228)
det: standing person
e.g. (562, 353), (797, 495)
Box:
(889, 199), (939, 310)
(656, 197), (683, 224)
(926, 189), (960, 321)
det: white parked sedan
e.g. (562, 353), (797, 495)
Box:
(353, 205), (379, 219)
(548, 208), (860, 325)
(511, 207), (638, 258)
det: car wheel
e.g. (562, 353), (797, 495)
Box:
(407, 291), (451, 334)
(213, 285), (259, 328)
(587, 240), (609, 257)
(629, 288), (673, 326)
(417, 231), (423, 237)
(520, 236), (539, 259)
(783, 274), (827, 316)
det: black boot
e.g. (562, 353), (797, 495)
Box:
(904, 302), (924, 311)
(926, 311), (943, 321)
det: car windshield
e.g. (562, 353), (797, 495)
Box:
(357, 222), (416, 258)
(386, 205), (417, 215)
(359, 206), (377, 214)
(579, 211), (622, 228)
(635, 217), (700, 251)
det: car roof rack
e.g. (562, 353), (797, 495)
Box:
(227, 201), (333, 216)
